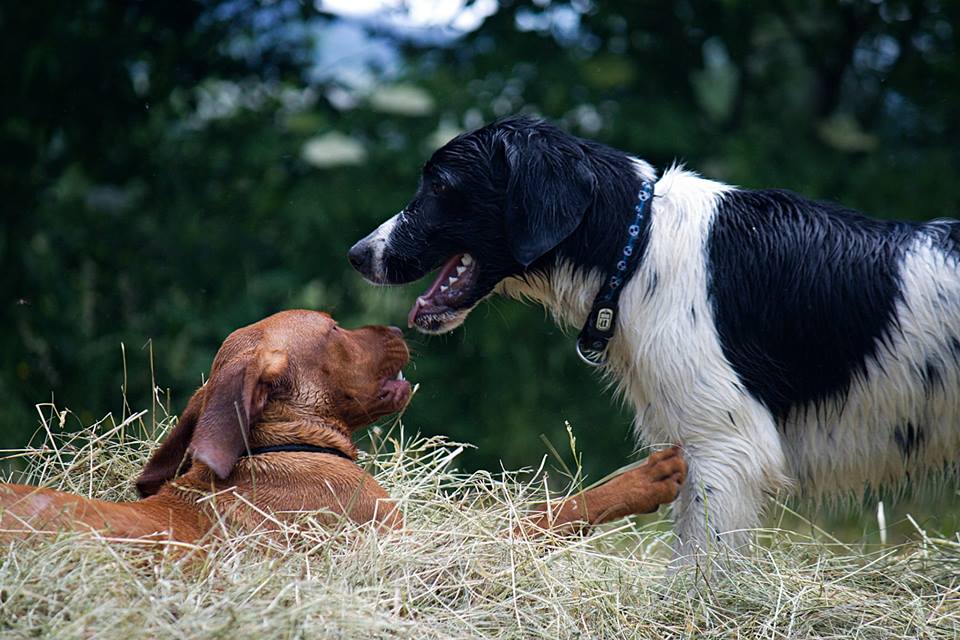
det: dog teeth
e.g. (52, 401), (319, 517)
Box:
(448, 276), (459, 285)
(440, 285), (449, 292)
(396, 370), (405, 381)
(461, 254), (473, 266)
(456, 266), (466, 275)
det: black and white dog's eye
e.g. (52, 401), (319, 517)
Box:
(431, 181), (447, 196)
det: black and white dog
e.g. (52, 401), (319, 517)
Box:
(348, 116), (960, 553)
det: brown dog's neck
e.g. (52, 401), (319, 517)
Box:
(248, 415), (358, 461)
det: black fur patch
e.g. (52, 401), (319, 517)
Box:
(950, 336), (960, 358)
(707, 189), (916, 421)
(544, 136), (652, 280)
(893, 422), (926, 458)
(435, 116), (654, 283)
(644, 271), (659, 299)
(922, 357), (943, 394)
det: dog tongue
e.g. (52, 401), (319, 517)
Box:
(408, 253), (464, 327)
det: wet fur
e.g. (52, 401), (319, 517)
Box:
(351, 116), (960, 554)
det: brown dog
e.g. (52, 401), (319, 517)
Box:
(0, 310), (685, 542)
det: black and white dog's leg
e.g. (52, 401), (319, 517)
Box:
(631, 376), (791, 559)
(638, 398), (789, 559)
(670, 437), (782, 557)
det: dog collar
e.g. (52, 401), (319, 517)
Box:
(243, 443), (354, 461)
(576, 180), (654, 366)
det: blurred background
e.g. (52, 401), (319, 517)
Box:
(3, 1), (959, 538)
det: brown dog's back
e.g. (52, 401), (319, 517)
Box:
(0, 483), (205, 541)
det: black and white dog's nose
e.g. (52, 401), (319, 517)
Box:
(347, 240), (372, 275)
(349, 212), (402, 283)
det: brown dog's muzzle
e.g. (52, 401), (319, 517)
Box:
(331, 323), (412, 428)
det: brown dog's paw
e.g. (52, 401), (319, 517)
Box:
(623, 446), (686, 511)
(643, 445), (687, 482)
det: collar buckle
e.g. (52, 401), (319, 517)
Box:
(576, 337), (608, 367)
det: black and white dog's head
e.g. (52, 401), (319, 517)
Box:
(348, 116), (642, 333)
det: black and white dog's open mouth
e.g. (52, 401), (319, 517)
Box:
(407, 253), (477, 331)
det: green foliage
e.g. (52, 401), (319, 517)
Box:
(2, 0), (959, 492)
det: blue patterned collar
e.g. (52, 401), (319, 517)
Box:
(576, 180), (654, 366)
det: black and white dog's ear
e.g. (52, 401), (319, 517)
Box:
(503, 131), (596, 267)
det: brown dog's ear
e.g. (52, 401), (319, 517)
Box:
(136, 387), (205, 498)
(136, 345), (286, 495)
(187, 348), (286, 480)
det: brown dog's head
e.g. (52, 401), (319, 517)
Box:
(136, 310), (410, 497)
